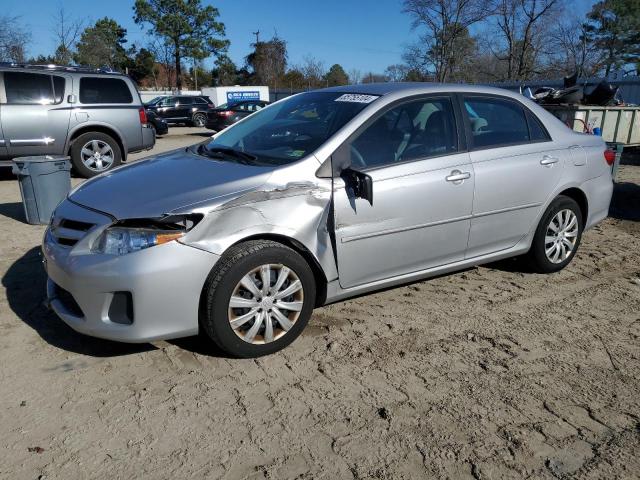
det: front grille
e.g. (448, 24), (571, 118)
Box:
(60, 219), (93, 232)
(50, 217), (96, 247)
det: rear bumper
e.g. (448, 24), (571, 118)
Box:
(129, 125), (156, 154)
(205, 118), (234, 131)
(583, 173), (614, 230)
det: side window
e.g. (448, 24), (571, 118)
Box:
(178, 96), (193, 105)
(463, 97), (529, 149)
(79, 77), (133, 104)
(525, 110), (550, 142)
(4, 72), (56, 105)
(52, 76), (65, 104)
(349, 97), (458, 169)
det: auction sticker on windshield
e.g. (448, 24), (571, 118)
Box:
(334, 94), (379, 103)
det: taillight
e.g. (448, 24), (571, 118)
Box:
(207, 103), (214, 108)
(139, 108), (148, 125)
(217, 110), (233, 117)
(604, 149), (615, 166)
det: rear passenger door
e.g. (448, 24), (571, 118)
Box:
(333, 95), (474, 288)
(1, 71), (71, 157)
(461, 95), (564, 258)
(71, 76), (141, 153)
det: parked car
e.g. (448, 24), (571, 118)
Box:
(145, 109), (169, 136)
(0, 64), (155, 178)
(43, 83), (614, 357)
(206, 100), (270, 131)
(145, 95), (213, 127)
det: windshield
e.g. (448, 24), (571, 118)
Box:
(145, 96), (163, 106)
(202, 91), (379, 166)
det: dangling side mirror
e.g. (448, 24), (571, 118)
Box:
(341, 168), (373, 206)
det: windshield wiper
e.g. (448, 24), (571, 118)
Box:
(198, 145), (257, 163)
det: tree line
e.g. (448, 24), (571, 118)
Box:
(0, 0), (638, 91)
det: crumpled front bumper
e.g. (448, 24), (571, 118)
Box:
(42, 200), (220, 343)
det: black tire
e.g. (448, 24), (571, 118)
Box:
(192, 113), (207, 128)
(201, 240), (316, 358)
(70, 132), (122, 178)
(527, 195), (583, 273)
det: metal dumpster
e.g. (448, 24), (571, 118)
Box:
(12, 156), (71, 225)
(545, 105), (640, 146)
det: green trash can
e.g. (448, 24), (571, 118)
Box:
(11, 156), (72, 225)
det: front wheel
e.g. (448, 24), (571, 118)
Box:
(527, 195), (583, 273)
(201, 240), (316, 357)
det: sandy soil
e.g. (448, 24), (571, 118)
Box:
(0, 144), (638, 479)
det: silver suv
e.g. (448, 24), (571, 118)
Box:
(0, 64), (155, 177)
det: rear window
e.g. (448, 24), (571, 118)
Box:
(4, 72), (65, 105)
(80, 77), (133, 104)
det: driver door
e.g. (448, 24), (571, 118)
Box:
(332, 95), (475, 289)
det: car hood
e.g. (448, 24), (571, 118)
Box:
(69, 148), (274, 219)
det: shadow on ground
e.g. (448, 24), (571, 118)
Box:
(186, 131), (213, 138)
(610, 181), (640, 221)
(2, 247), (232, 358)
(2, 247), (156, 357)
(0, 202), (25, 222)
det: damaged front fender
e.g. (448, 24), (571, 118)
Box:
(178, 170), (338, 283)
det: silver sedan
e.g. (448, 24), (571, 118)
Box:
(43, 83), (614, 357)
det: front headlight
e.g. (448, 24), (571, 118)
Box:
(92, 227), (185, 255)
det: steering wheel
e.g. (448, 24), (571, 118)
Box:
(350, 145), (367, 168)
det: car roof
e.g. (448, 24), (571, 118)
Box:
(320, 82), (522, 99)
(0, 64), (129, 78)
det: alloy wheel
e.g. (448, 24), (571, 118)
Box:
(545, 209), (579, 264)
(80, 140), (115, 172)
(193, 114), (206, 127)
(228, 264), (304, 344)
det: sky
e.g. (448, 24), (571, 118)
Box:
(4, 0), (599, 73)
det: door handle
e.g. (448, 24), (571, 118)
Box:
(446, 170), (471, 184)
(540, 155), (559, 166)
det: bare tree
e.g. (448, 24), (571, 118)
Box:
(348, 68), (362, 84)
(300, 55), (326, 88)
(402, 0), (493, 81)
(52, 6), (83, 65)
(149, 38), (176, 89)
(547, 17), (600, 78)
(490, 0), (561, 80)
(0, 15), (31, 63)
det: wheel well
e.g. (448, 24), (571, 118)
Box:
(231, 234), (328, 307)
(558, 188), (588, 225)
(68, 126), (126, 160)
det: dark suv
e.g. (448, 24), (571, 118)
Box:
(0, 64), (155, 177)
(145, 96), (213, 127)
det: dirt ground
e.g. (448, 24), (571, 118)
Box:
(0, 137), (639, 479)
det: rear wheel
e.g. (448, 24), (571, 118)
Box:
(192, 113), (206, 128)
(201, 240), (316, 357)
(70, 132), (121, 178)
(527, 195), (583, 273)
